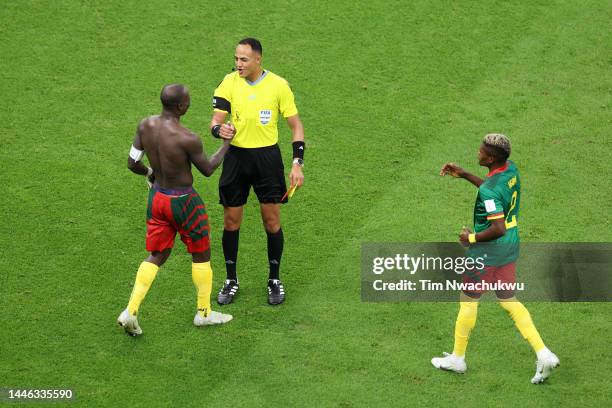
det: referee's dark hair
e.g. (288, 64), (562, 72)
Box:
(238, 38), (263, 55)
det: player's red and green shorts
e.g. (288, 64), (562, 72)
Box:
(146, 185), (210, 253)
(462, 262), (516, 299)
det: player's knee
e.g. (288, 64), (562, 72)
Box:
(462, 291), (481, 300)
(496, 290), (515, 300)
(192, 249), (211, 263)
(148, 248), (172, 266)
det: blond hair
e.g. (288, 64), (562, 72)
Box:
(483, 133), (511, 158)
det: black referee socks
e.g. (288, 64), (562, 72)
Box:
(222, 229), (240, 281)
(267, 228), (284, 280)
(223, 228), (284, 281)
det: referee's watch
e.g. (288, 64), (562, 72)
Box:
(292, 158), (304, 167)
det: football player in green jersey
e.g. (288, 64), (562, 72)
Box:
(432, 134), (559, 384)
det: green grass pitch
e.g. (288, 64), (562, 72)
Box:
(1, 1), (611, 406)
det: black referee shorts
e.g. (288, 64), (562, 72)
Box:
(219, 144), (288, 207)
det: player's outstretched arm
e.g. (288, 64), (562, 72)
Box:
(185, 133), (232, 177)
(440, 162), (483, 187)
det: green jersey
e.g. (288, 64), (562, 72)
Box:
(470, 160), (521, 265)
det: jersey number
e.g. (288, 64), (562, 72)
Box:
(505, 191), (518, 229)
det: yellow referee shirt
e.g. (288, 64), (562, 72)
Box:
(213, 70), (298, 148)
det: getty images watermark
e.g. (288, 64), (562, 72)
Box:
(371, 253), (525, 293)
(361, 243), (612, 302)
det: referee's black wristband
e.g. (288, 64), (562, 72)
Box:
(292, 141), (305, 160)
(211, 124), (221, 139)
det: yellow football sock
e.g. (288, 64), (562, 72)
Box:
(453, 301), (479, 357)
(127, 261), (159, 316)
(499, 300), (545, 353)
(192, 262), (213, 317)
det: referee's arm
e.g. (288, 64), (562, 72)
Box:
(286, 114), (305, 187)
(286, 114), (304, 143)
(210, 111), (235, 140)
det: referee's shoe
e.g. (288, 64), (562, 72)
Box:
(217, 279), (239, 305)
(267, 279), (285, 305)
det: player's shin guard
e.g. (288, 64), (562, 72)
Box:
(222, 229), (239, 280)
(499, 300), (545, 353)
(453, 301), (479, 357)
(192, 262), (213, 317)
(267, 228), (283, 280)
(127, 261), (159, 316)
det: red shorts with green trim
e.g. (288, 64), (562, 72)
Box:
(462, 262), (516, 298)
(146, 186), (210, 253)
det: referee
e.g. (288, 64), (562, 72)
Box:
(210, 38), (305, 305)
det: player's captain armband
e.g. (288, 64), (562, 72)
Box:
(212, 96), (231, 113)
(129, 145), (145, 162)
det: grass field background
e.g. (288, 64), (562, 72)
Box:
(1, 1), (611, 406)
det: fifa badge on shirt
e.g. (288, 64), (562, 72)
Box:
(259, 110), (272, 125)
(484, 199), (496, 212)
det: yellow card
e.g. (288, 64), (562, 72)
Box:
(282, 184), (298, 201)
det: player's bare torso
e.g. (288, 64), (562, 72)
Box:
(139, 115), (198, 189)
